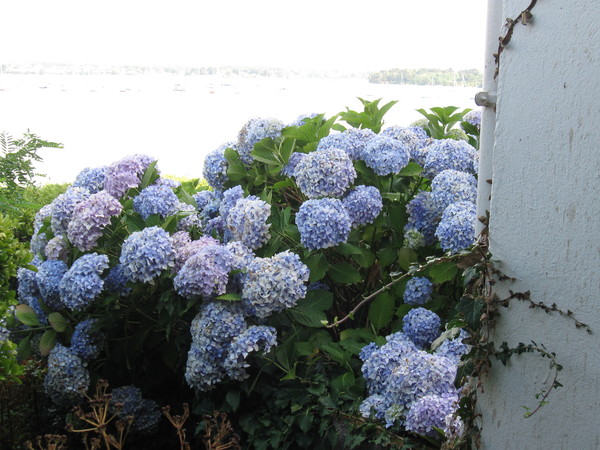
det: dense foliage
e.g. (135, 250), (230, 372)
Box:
(6, 100), (482, 448)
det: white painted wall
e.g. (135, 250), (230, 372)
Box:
(478, 0), (600, 448)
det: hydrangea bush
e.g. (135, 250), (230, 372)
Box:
(9, 99), (481, 449)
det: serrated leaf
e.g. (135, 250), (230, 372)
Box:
(251, 141), (282, 166)
(399, 161), (423, 177)
(328, 262), (361, 284)
(15, 304), (40, 327)
(48, 312), (68, 333)
(288, 290), (333, 327)
(368, 293), (395, 331)
(429, 262), (459, 283)
(305, 253), (329, 283)
(39, 330), (57, 356)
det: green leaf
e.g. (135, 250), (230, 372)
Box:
(295, 341), (315, 356)
(368, 293), (395, 332)
(288, 290), (333, 327)
(395, 303), (413, 320)
(226, 390), (241, 412)
(378, 247), (397, 268)
(140, 160), (159, 189)
(305, 253), (329, 282)
(251, 141), (282, 166)
(428, 262), (459, 283)
(16, 336), (32, 360)
(224, 147), (247, 181)
(456, 296), (484, 330)
(328, 262), (361, 284)
(332, 370), (356, 392)
(176, 187), (197, 207)
(399, 162), (423, 177)
(215, 293), (242, 301)
(275, 339), (297, 373)
(320, 342), (349, 365)
(39, 330), (57, 356)
(398, 247), (418, 271)
(15, 304), (40, 327)
(145, 214), (161, 228)
(48, 312), (68, 333)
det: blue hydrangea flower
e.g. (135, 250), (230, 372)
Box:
(241, 251), (309, 319)
(104, 154), (156, 199)
(294, 148), (356, 199)
(435, 201), (477, 253)
(37, 260), (68, 310)
(435, 329), (470, 365)
(110, 386), (161, 433)
(59, 253), (109, 311)
(403, 226), (427, 250)
(224, 326), (277, 381)
(288, 112), (319, 127)
(177, 204), (204, 232)
(281, 152), (307, 178)
(404, 191), (442, 247)
(73, 167), (106, 194)
(403, 307), (441, 348)
(193, 190), (218, 212)
(341, 185), (383, 228)
(237, 118), (284, 165)
(104, 264), (131, 296)
(155, 177), (180, 189)
(403, 277), (433, 306)
(316, 131), (371, 160)
(44, 344), (90, 406)
(380, 126), (430, 160)
(173, 236), (220, 273)
(71, 319), (104, 361)
(67, 190), (123, 251)
(226, 196), (271, 249)
(50, 187), (90, 236)
(296, 198), (351, 250)
(45, 235), (69, 262)
(174, 244), (233, 299)
(226, 241), (255, 271)
(359, 342), (379, 362)
(120, 226), (175, 284)
(30, 232), (48, 260)
(133, 184), (179, 220)
(431, 169), (477, 212)
(203, 143), (231, 191)
(17, 258), (49, 325)
(361, 136), (410, 176)
(33, 204), (53, 233)
(409, 126), (429, 140)
(464, 109), (481, 127)
(405, 393), (459, 437)
(219, 186), (244, 223)
(423, 139), (477, 179)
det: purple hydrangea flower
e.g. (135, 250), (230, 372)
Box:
(203, 143), (231, 191)
(361, 136), (411, 176)
(226, 196), (271, 249)
(341, 185), (383, 228)
(431, 169), (477, 212)
(104, 154), (156, 199)
(173, 236), (220, 273)
(403, 307), (441, 349)
(174, 244), (233, 298)
(435, 201), (477, 253)
(133, 184), (180, 220)
(403, 277), (433, 306)
(110, 386), (161, 433)
(45, 235), (69, 262)
(73, 167), (107, 194)
(59, 253), (109, 311)
(219, 186), (244, 222)
(120, 226), (175, 284)
(51, 187), (90, 236)
(296, 198), (351, 250)
(241, 251), (309, 319)
(294, 148), (356, 199)
(67, 190), (123, 251)
(193, 190), (218, 212)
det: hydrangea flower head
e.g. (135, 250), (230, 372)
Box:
(431, 169), (477, 212)
(174, 244), (233, 299)
(337, 127), (377, 159)
(59, 253), (109, 311)
(71, 319), (105, 361)
(404, 191), (442, 246)
(44, 344), (90, 406)
(45, 235), (69, 262)
(241, 251), (309, 318)
(435, 201), (477, 253)
(226, 196), (271, 249)
(464, 109), (482, 127)
(219, 185), (244, 222)
(110, 386), (161, 433)
(173, 235), (220, 273)
(296, 198), (351, 250)
(120, 226), (175, 284)
(133, 184), (179, 220)
(294, 148), (356, 198)
(67, 190), (123, 251)
(104, 154), (156, 199)
(404, 393), (460, 437)
(104, 264), (131, 296)
(51, 187), (90, 235)
(193, 190), (218, 212)
(37, 260), (68, 310)
(361, 136), (410, 176)
(423, 139), (477, 179)
(237, 118), (284, 165)
(403, 307), (441, 348)
(435, 329), (470, 364)
(403, 277), (433, 306)
(73, 167), (106, 194)
(203, 143), (231, 191)
(341, 185), (383, 228)
(281, 152), (307, 177)
(224, 326), (277, 380)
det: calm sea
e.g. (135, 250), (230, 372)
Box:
(0, 74), (479, 184)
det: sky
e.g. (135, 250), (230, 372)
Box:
(1, 0), (487, 71)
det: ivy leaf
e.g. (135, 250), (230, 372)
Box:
(368, 293), (395, 332)
(48, 312), (68, 333)
(456, 296), (484, 330)
(15, 304), (40, 327)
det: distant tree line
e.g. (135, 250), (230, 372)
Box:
(368, 68), (482, 87)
